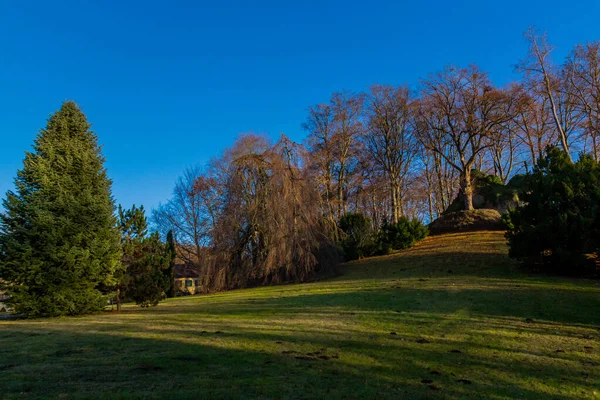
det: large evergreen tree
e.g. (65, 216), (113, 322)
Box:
(0, 101), (122, 317)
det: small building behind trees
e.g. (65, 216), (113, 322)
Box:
(0, 292), (8, 313)
(174, 263), (201, 295)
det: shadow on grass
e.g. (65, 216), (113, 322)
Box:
(140, 277), (600, 328)
(1, 233), (598, 399)
(0, 324), (595, 400)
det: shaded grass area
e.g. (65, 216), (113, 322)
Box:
(1, 231), (599, 399)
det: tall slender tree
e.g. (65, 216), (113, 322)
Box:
(0, 101), (121, 317)
(330, 91), (364, 218)
(303, 103), (338, 235)
(519, 28), (574, 160)
(164, 230), (176, 298)
(564, 41), (600, 161)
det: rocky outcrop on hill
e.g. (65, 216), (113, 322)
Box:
(428, 209), (504, 235)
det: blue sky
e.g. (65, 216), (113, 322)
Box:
(1, 0), (599, 212)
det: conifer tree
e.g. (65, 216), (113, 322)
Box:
(126, 231), (170, 307)
(0, 101), (122, 317)
(116, 204), (147, 311)
(164, 230), (176, 298)
(118, 205), (170, 308)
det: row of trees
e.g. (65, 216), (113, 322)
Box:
(0, 102), (175, 317)
(2, 29), (598, 315)
(303, 29), (600, 225)
(152, 29), (600, 290)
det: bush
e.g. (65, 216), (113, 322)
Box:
(339, 213), (376, 261)
(378, 217), (429, 254)
(505, 146), (600, 276)
(339, 213), (428, 261)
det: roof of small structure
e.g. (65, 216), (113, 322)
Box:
(174, 263), (200, 279)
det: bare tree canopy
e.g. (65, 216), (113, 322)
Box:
(364, 84), (417, 222)
(519, 27), (576, 160)
(414, 66), (519, 210)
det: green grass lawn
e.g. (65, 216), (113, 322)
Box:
(1, 231), (599, 399)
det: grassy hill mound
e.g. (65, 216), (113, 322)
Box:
(1, 232), (599, 399)
(428, 209), (504, 235)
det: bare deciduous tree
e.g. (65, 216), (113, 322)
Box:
(304, 92), (364, 232)
(364, 85), (417, 223)
(330, 91), (364, 218)
(487, 85), (528, 183)
(519, 28), (573, 160)
(415, 66), (516, 210)
(303, 103), (337, 233)
(512, 84), (556, 168)
(152, 167), (215, 269)
(565, 42), (600, 160)
(155, 32), (600, 294)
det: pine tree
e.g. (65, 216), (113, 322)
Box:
(116, 204), (147, 311)
(118, 205), (170, 308)
(0, 101), (122, 317)
(505, 146), (600, 275)
(164, 230), (176, 298)
(126, 231), (170, 307)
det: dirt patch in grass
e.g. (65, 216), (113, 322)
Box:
(54, 349), (85, 357)
(173, 356), (203, 362)
(134, 364), (164, 372)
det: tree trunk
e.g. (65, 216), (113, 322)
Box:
(337, 168), (344, 219)
(462, 169), (474, 211)
(398, 190), (404, 217)
(390, 180), (398, 224)
(543, 74), (571, 161)
(424, 162), (435, 222)
(531, 35), (572, 162)
(116, 286), (122, 312)
(371, 192), (378, 227)
(428, 191), (434, 223)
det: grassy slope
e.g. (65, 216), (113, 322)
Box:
(1, 231), (599, 400)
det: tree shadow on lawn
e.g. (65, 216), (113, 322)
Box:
(0, 325), (595, 400)
(146, 281), (600, 328)
(125, 246), (599, 328)
(83, 316), (599, 373)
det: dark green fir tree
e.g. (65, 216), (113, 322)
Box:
(164, 230), (176, 298)
(0, 101), (122, 317)
(117, 204), (171, 308)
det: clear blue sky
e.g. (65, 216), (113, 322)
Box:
(1, 0), (599, 212)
